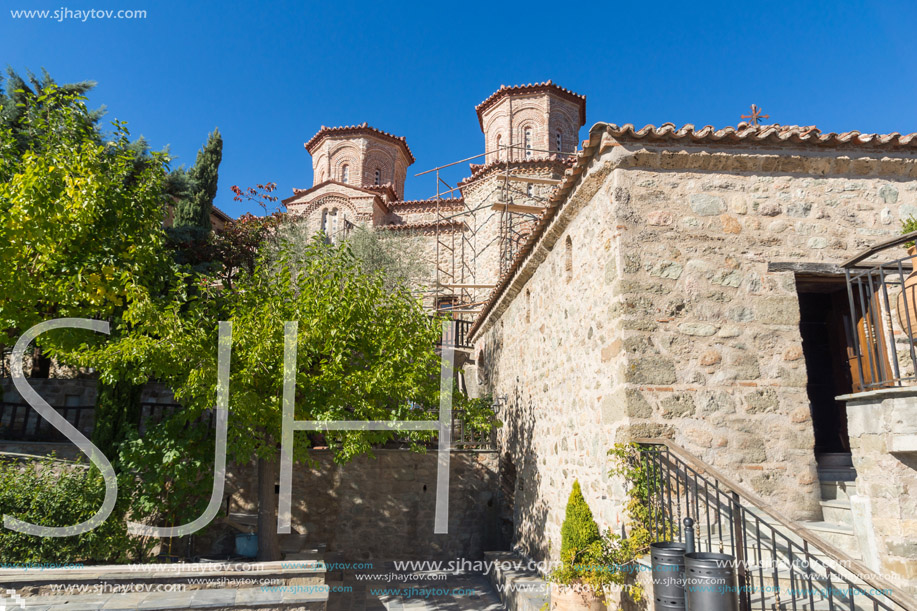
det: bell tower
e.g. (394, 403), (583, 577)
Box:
(304, 123), (415, 199)
(475, 80), (586, 163)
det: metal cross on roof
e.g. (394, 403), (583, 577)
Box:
(741, 104), (770, 126)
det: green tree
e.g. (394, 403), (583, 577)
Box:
(0, 85), (174, 347)
(172, 128), (222, 238)
(87, 236), (482, 560)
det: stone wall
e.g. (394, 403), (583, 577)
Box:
(842, 388), (917, 594)
(471, 134), (917, 562)
(226, 449), (501, 561)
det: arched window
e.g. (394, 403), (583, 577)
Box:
(526, 182), (534, 197)
(341, 165), (350, 184)
(555, 131), (563, 154)
(565, 236), (573, 283)
(524, 128), (533, 158)
(321, 209), (330, 241)
(495, 134), (503, 160)
(330, 208), (339, 241)
(374, 169), (381, 186)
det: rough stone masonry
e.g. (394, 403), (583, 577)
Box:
(470, 122), (917, 570)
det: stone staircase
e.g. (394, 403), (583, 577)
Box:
(799, 480), (862, 562)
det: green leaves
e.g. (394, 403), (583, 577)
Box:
(0, 85), (173, 348)
(0, 456), (147, 563)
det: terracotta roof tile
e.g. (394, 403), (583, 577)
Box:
(379, 220), (465, 232)
(388, 197), (465, 208)
(475, 81), (586, 129)
(458, 156), (575, 189)
(304, 123), (415, 164)
(602, 122), (917, 148)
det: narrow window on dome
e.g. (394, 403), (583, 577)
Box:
(524, 129), (533, 158)
(555, 131), (562, 154)
(341, 165), (350, 184)
(374, 169), (381, 186)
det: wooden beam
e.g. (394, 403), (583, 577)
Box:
(506, 175), (561, 186)
(438, 283), (496, 289)
(491, 202), (545, 214)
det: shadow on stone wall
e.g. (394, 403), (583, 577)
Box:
(225, 449), (501, 561)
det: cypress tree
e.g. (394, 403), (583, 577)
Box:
(173, 128), (222, 236)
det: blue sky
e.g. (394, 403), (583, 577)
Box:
(3, 0), (916, 216)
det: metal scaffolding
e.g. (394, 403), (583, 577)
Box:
(414, 143), (573, 321)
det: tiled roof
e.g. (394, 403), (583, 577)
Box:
(475, 81), (586, 129)
(602, 122), (917, 148)
(379, 220), (465, 232)
(210, 205), (232, 222)
(281, 180), (383, 206)
(468, 121), (917, 339)
(363, 183), (398, 200)
(458, 156), (575, 189)
(304, 123), (415, 165)
(388, 197), (465, 208)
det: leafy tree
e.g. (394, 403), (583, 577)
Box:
(86, 235), (483, 560)
(0, 85), (174, 347)
(0, 68), (102, 153)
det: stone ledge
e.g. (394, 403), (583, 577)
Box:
(17, 586), (327, 610)
(837, 387), (917, 403)
(888, 434), (917, 454)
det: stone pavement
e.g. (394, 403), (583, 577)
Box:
(325, 565), (503, 611)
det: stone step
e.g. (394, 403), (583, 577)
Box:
(798, 521), (860, 559)
(819, 500), (853, 527)
(820, 480), (858, 502)
(484, 550), (548, 611)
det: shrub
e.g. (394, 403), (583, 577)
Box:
(0, 456), (147, 564)
(559, 480), (601, 562)
(901, 215), (917, 248)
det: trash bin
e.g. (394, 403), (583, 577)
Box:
(684, 552), (739, 611)
(235, 532), (258, 558)
(650, 541), (686, 609)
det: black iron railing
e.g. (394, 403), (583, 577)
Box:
(450, 408), (497, 450)
(636, 439), (912, 611)
(843, 230), (917, 391)
(433, 318), (473, 349)
(0, 402), (94, 442)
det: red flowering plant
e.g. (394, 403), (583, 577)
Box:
(210, 183), (285, 289)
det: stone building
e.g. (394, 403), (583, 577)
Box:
(465, 121), (917, 594)
(282, 83), (917, 594)
(281, 81), (585, 313)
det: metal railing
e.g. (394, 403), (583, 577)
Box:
(450, 408), (496, 450)
(843, 230), (917, 391)
(0, 402), (94, 442)
(433, 318), (473, 349)
(636, 439), (913, 611)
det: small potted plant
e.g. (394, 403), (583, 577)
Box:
(550, 481), (610, 610)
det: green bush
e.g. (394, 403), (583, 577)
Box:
(0, 456), (147, 564)
(559, 480), (601, 562)
(902, 215), (917, 248)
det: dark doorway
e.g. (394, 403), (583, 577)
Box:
(796, 279), (854, 453)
